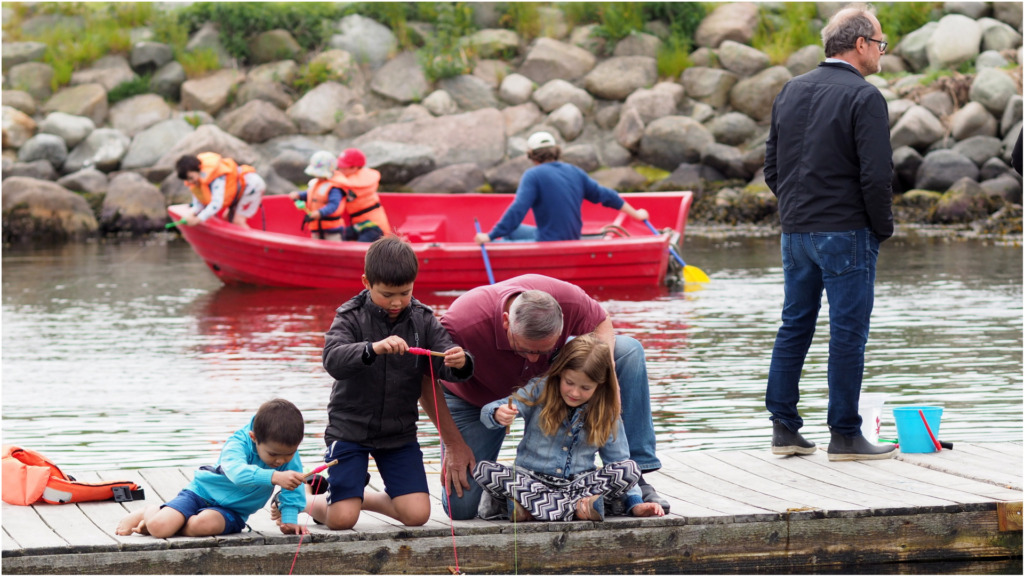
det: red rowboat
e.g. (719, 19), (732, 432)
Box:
(167, 191), (693, 290)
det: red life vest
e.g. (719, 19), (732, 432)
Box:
(2, 445), (145, 505)
(337, 168), (391, 234)
(306, 175), (349, 233)
(190, 152), (257, 219)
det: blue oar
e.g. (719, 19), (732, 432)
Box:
(473, 218), (496, 285)
(643, 220), (709, 284)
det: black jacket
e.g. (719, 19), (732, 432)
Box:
(765, 61), (894, 241)
(322, 290), (473, 449)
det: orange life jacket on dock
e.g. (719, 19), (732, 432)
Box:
(1, 445), (145, 505)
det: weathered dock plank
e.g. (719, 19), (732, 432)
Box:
(897, 449), (1023, 490)
(2, 443), (1019, 574)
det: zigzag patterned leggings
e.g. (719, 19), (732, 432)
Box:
(473, 459), (640, 522)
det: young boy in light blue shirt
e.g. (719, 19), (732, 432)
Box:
(116, 399), (308, 537)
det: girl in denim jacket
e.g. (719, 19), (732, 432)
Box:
(473, 334), (665, 522)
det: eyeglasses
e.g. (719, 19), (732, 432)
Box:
(864, 37), (887, 53)
(509, 330), (555, 359)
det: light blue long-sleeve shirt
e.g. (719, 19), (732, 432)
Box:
(187, 418), (306, 525)
(480, 377), (643, 511)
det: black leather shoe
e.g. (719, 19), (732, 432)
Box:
(640, 484), (670, 513)
(827, 429), (898, 461)
(772, 420), (816, 455)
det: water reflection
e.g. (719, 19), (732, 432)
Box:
(2, 235), (1021, 472)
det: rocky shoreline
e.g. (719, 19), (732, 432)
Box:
(2, 2), (1022, 245)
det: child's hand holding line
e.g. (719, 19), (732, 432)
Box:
(272, 470), (305, 491)
(279, 522), (309, 535)
(443, 346), (466, 369)
(494, 401), (518, 427)
(374, 335), (409, 355)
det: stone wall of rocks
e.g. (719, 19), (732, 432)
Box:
(2, 1), (1022, 242)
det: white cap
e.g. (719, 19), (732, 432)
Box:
(526, 131), (557, 152)
(305, 151), (335, 178)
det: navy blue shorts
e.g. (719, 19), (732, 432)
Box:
(162, 489), (246, 535)
(323, 440), (428, 504)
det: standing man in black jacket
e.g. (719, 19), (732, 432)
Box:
(763, 4), (897, 462)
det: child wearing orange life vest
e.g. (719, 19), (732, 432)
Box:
(334, 148), (392, 242)
(289, 151), (350, 241)
(175, 153), (265, 228)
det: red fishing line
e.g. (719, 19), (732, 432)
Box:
(426, 354), (462, 573)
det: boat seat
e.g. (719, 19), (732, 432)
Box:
(397, 215), (447, 243)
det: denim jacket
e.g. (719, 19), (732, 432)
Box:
(480, 377), (643, 510)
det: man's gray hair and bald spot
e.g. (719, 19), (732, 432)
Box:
(508, 290), (563, 340)
(821, 3), (878, 58)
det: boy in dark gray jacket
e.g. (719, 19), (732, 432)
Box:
(312, 235), (472, 529)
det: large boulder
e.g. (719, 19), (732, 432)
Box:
(6, 61), (54, 101)
(37, 112), (95, 149)
(890, 106), (946, 150)
(518, 38), (596, 85)
(2, 41), (47, 72)
(638, 116), (715, 170)
(681, 67), (739, 109)
(622, 88), (677, 125)
(499, 73), (534, 105)
(354, 108), (507, 170)
(42, 83), (108, 126)
(57, 167), (108, 194)
(437, 75), (500, 111)
(894, 22), (937, 72)
(180, 69), (245, 116)
(2, 177), (98, 243)
(532, 79), (594, 113)
(969, 68), (1018, 116)
(950, 101), (999, 140)
(109, 93), (172, 137)
(70, 55), (137, 92)
(355, 140), (436, 185)
(2, 106), (37, 149)
(287, 81), (357, 134)
(694, 3), (759, 48)
(130, 41), (174, 74)
(248, 29), (302, 64)
(329, 14), (397, 69)
(2, 90), (37, 115)
(407, 163), (486, 193)
(100, 172), (167, 234)
(218, 100), (297, 143)
(926, 14), (982, 70)
(916, 149), (980, 191)
(484, 155), (533, 194)
(17, 133), (67, 170)
(583, 56), (658, 101)
(371, 51), (431, 104)
(729, 66), (792, 122)
(717, 40), (771, 77)
(122, 118), (196, 172)
(931, 177), (997, 223)
(64, 128), (131, 173)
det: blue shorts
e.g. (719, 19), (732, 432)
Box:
(162, 489), (247, 535)
(323, 440), (428, 504)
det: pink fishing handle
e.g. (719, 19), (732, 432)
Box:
(408, 347), (445, 357)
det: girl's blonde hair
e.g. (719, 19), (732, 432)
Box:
(517, 333), (620, 447)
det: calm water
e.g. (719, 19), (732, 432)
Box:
(2, 232), (1021, 472)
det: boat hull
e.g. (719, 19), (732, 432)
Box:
(168, 192), (692, 291)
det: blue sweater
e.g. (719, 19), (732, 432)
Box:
(187, 418), (306, 525)
(488, 162), (625, 241)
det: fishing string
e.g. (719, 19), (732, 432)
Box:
(418, 348), (462, 574)
(508, 396), (519, 575)
(287, 474), (323, 575)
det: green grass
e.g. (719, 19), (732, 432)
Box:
(177, 48), (221, 79)
(108, 74), (153, 104)
(752, 3), (820, 65)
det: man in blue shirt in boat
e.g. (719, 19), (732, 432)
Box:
(474, 131), (649, 244)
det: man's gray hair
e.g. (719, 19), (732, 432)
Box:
(508, 290), (563, 340)
(821, 4), (877, 58)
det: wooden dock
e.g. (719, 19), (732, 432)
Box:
(3, 443), (1021, 574)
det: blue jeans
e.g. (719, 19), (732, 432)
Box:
(766, 229), (879, 437)
(441, 334), (661, 519)
(496, 224), (537, 242)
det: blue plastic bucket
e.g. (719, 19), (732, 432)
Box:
(892, 406), (943, 453)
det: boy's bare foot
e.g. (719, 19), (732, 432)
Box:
(115, 510), (147, 536)
(630, 502), (665, 517)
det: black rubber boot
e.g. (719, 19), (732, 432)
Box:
(827, 429), (898, 461)
(771, 420), (816, 455)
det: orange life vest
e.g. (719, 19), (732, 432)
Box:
(337, 168), (391, 234)
(191, 152), (257, 219)
(306, 175), (349, 232)
(2, 445), (145, 506)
